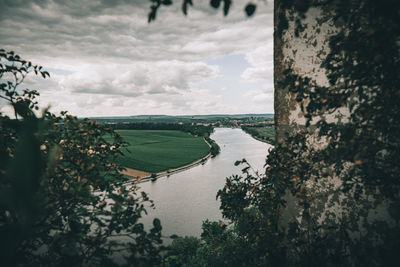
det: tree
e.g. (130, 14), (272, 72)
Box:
(0, 49), (163, 266)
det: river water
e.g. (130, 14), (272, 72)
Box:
(139, 128), (272, 239)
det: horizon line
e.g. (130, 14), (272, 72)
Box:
(86, 113), (274, 119)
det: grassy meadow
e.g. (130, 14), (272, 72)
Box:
(242, 126), (275, 145)
(252, 127), (275, 141)
(114, 130), (210, 173)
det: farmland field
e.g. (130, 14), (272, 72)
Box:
(242, 126), (275, 145)
(252, 127), (275, 141)
(113, 130), (210, 173)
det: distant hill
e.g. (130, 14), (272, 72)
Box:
(88, 114), (274, 126)
(89, 114), (274, 120)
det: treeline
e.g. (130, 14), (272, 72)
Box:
(205, 136), (220, 157)
(110, 122), (220, 156)
(111, 122), (211, 136)
(241, 125), (275, 145)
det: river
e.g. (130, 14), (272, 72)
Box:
(139, 128), (272, 239)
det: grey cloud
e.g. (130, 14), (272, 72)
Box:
(57, 61), (219, 97)
(1, 0), (272, 62)
(0, 0), (273, 116)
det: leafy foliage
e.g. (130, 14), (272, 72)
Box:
(112, 122), (214, 138)
(164, 221), (259, 267)
(165, 0), (400, 266)
(163, 236), (201, 266)
(0, 50), (164, 266)
(2, 0), (399, 266)
(244, 3), (257, 17)
(147, 0), (257, 22)
(217, 0), (400, 265)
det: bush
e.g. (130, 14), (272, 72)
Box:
(0, 49), (163, 266)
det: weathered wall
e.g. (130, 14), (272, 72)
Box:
(273, 0), (399, 259)
(274, 0), (341, 231)
(274, 1), (339, 141)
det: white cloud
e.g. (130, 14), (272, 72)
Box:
(0, 0), (274, 116)
(241, 42), (273, 83)
(53, 61), (219, 97)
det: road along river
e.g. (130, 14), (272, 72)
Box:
(138, 128), (272, 239)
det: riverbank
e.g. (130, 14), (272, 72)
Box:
(137, 128), (271, 238)
(122, 137), (213, 183)
(241, 126), (275, 145)
(111, 129), (210, 173)
(245, 132), (273, 145)
(120, 168), (151, 180)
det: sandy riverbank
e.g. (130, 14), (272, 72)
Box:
(121, 168), (151, 179)
(122, 152), (211, 183)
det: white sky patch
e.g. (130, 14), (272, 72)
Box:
(0, 0), (274, 116)
(241, 43), (274, 83)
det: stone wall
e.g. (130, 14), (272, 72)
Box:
(273, 0), (399, 262)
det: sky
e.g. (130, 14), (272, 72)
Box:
(0, 0), (273, 117)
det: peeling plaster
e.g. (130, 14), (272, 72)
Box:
(282, 7), (336, 87)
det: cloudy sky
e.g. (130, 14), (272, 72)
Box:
(0, 0), (273, 117)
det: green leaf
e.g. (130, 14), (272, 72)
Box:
(245, 3), (256, 17)
(223, 0), (231, 16)
(153, 218), (162, 231)
(162, 0), (172, 5)
(133, 223), (144, 234)
(14, 101), (35, 118)
(210, 0), (221, 9)
(170, 234), (179, 239)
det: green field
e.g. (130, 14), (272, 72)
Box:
(114, 130), (210, 173)
(242, 126), (275, 145)
(252, 127), (275, 140)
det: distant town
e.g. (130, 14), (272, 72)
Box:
(90, 114), (276, 145)
(90, 114), (275, 128)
